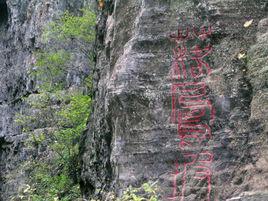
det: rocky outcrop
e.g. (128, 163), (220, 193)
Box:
(80, 0), (268, 200)
(0, 0), (90, 200)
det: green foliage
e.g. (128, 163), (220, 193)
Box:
(119, 182), (159, 201)
(88, 182), (159, 201)
(84, 75), (93, 94)
(43, 9), (96, 43)
(31, 50), (70, 92)
(14, 6), (96, 201)
(15, 90), (91, 201)
(17, 170), (80, 201)
(58, 93), (90, 127)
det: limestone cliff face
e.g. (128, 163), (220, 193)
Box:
(80, 0), (268, 200)
(0, 0), (89, 200)
(1, 0), (268, 200)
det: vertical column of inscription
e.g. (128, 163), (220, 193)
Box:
(168, 22), (215, 201)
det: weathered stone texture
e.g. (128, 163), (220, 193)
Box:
(80, 0), (268, 200)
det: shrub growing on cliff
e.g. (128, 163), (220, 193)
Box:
(44, 9), (96, 43)
(88, 182), (159, 201)
(119, 182), (159, 201)
(31, 50), (70, 92)
(42, 8), (96, 59)
(16, 90), (91, 201)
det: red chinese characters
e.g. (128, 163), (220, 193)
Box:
(171, 41), (213, 80)
(170, 25), (212, 42)
(190, 45), (212, 79)
(168, 151), (214, 201)
(169, 21), (215, 201)
(171, 82), (215, 125)
(171, 82), (215, 149)
(170, 23), (213, 81)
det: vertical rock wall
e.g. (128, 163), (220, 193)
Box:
(0, 0), (89, 200)
(80, 0), (268, 200)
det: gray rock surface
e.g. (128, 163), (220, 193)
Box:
(80, 0), (268, 200)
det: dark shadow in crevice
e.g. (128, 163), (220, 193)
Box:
(0, 136), (12, 201)
(0, 0), (8, 29)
